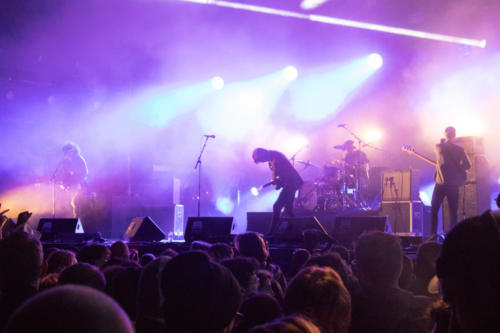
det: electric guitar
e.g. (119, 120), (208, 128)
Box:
(401, 144), (437, 166)
(258, 176), (281, 192)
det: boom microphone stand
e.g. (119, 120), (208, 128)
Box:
(289, 144), (309, 167)
(194, 135), (215, 217)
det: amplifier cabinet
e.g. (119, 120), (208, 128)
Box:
(379, 201), (424, 235)
(381, 170), (420, 201)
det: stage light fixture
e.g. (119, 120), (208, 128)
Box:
(250, 187), (259, 196)
(368, 53), (383, 70)
(365, 128), (383, 142)
(300, 0), (329, 10)
(211, 76), (225, 90)
(283, 66), (298, 81)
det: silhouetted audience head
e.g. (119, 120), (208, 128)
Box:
(0, 232), (44, 291)
(302, 229), (330, 252)
(47, 249), (77, 274)
(140, 253), (156, 266)
(0, 232), (45, 331)
(161, 251), (241, 333)
(58, 263), (106, 291)
(190, 240), (212, 252)
(304, 252), (355, 289)
(288, 248), (310, 278)
(235, 232), (269, 264)
(436, 211), (500, 332)
(411, 241), (441, 296)
(209, 242), (234, 262)
(328, 244), (350, 263)
(77, 244), (110, 268)
(110, 241), (130, 260)
(5, 285), (133, 333)
(109, 267), (141, 321)
(354, 231), (402, 288)
(137, 257), (171, 323)
(232, 293), (282, 333)
(249, 315), (321, 333)
(285, 266), (351, 333)
(221, 257), (259, 296)
(159, 248), (178, 258)
(399, 255), (415, 291)
(103, 265), (126, 294)
(39, 273), (59, 291)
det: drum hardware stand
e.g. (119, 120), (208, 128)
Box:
(289, 144), (309, 167)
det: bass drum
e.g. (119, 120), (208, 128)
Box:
(294, 181), (318, 212)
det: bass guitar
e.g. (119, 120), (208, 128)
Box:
(401, 144), (437, 166)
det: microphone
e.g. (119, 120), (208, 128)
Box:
(203, 134), (216, 139)
(337, 124), (346, 127)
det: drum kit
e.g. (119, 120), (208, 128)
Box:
(294, 143), (369, 213)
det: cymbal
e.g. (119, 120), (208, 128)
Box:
(333, 144), (346, 150)
(296, 160), (319, 168)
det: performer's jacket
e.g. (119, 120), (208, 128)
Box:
(434, 141), (471, 186)
(267, 150), (303, 190)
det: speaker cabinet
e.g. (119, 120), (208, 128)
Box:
(442, 183), (490, 232)
(246, 212), (273, 234)
(333, 216), (391, 247)
(38, 218), (85, 241)
(379, 201), (424, 235)
(381, 170), (420, 201)
(123, 216), (166, 242)
(184, 217), (234, 243)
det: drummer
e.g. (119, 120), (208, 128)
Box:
(334, 140), (370, 189)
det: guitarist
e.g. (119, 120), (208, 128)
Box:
(252, 148), (303, 236)
(53, 142), (88, 218)
(429, 126), (471, 240)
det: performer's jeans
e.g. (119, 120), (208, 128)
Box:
(430, 183), (459, 235)
(270, 185), (298, 234)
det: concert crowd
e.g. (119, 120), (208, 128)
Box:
(1, 208), (500, 333)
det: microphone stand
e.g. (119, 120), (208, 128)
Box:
(289, 144), (308, 167)
(51, 164), (60, 219)
(194, 136), (212, 217)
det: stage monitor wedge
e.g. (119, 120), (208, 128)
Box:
(38, 218), (85, 242)
(184, 217), (234, 243)
(123, 216), (166, 242)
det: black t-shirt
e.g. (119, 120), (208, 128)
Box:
(267, 150), (303, 189)
(434, 141), (471, 186)
(345, 150), (369, 166)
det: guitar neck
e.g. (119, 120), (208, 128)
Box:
(410, 152), (437, 167)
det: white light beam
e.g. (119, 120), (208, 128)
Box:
(178, 0), (486, 48)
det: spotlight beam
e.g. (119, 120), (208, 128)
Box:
(178, 0), (486, 48)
